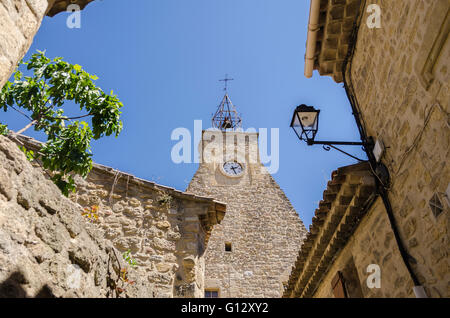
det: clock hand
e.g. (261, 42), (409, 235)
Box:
(231, 167), (237, 174)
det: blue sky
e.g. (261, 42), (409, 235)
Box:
(2, 0), (366, 227)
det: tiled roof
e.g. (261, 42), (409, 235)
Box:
(306, 0), (362, 82)
(283, 162), (376, 297)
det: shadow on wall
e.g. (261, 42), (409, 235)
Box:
(0, 271), (55, 298)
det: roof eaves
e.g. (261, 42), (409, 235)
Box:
(283, 162), (376, 298)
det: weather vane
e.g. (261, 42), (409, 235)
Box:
(219, 74), (234, 92)
(212, 74), (242, 131)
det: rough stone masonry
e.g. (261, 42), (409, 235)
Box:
(0, 135), (138, 297)
(0, 0), (94, 88)
(187, 130), (307, 297)
(7, 134), (226, 298)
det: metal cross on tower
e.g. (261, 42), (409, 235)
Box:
(219, 74), (234, 91)
(212, 75), (242, 131)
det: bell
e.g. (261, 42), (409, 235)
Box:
(222, 117), (232, 129)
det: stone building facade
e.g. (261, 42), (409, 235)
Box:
(187, 129), (307, 297)
(1, 2), (306, 298)
(14, 135), (226, 298)
(0, 0), (229, 299)
(284, 163), (415, 297)
(70, 164), (225, 298)
(286, 0), (449, 298)
(3, 132), (221, 298)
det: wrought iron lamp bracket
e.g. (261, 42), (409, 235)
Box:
(305, 137), (374, 162)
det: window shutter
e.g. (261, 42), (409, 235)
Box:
(331, 271), (347, 298)
(205, 289), (219, 298)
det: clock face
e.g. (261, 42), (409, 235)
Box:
(222, 161), (244, 176)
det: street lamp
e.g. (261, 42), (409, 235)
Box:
(290, 104), (373, 161)
(290, 104), (320, 144)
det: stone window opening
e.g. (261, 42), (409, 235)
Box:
(205, 289), (219, 298)
(429, 193), (444, 218)
(225, 242), (232, 252)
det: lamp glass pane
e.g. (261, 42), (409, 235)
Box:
(293, 125), (304, 140)
(299, 112), (317, 128)
(291, 113), (301, 127)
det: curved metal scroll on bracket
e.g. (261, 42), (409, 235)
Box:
(322, 144), (366, 162)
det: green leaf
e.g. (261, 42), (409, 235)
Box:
(0, 124), (8, 136)
(0, 50), (124, 196)
(14, 70), (22, 81)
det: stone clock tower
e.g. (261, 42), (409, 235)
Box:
(187, 85), (306, 298)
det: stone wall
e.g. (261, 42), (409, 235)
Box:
(348, 0), (449, 297)
(0, 135), (141, 297)
(282, 163), (413, 298)
(313, 198), (415, 298)
(187, 131), (307, 297)
(0, 0), (95, 88)
(302, 0), (449, 298)
(69, 164), (225, 298)
(0, 0), (52, 88)
(71, 165), (225, 297)
(0, 0), (227, 298)
(11, 135), (226, 298)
